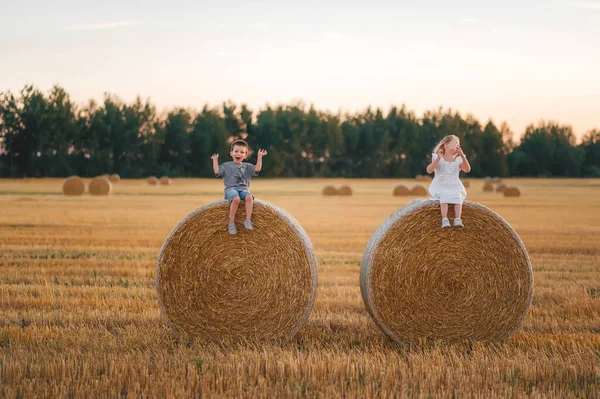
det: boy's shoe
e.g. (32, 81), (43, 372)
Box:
(453, 218), (464, 228)
(243, 220), (254, 230)
(441, 218), (451, 228)
(228, 223), (237, 235)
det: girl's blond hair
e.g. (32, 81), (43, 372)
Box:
(432, 135), (460, 155)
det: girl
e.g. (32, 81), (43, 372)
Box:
(426, 135), (471, 228)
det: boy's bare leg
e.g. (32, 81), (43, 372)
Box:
(229, 196), (241, 224)
(245, 195), (253, 221)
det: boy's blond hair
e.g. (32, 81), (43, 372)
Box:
(230, 140), (249, 152)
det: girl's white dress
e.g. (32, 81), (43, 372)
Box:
(428, 153), (467, 204)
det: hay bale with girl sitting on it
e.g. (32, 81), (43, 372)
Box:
(360, 198), (533, 344)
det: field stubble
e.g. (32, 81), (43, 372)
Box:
(1, 178), (599, 398)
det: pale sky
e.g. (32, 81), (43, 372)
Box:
(1, 0), (599, 139)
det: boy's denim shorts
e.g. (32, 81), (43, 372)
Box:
(225, 188), (253, 202)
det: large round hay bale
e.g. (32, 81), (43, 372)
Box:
(462, 180), (470, 188)
(496, 183), (507, 193)
(109, 173), (120, 183)
(322, 185), (337, 196)
(338, 185), (353, 196)
(416, 174), (431, 182)
(483, 181), (494, 192)
(89, 176), (112, 196)
(393, 184), (410, 196)
(409, 185), (428, 196)
(504, 187), (521, 197)
(148, 176), (159, 185)
(160, 176), (172, 185)
(156, 200), (318, 342)
(62, 176), (85, 196)
(360, 198), (533, 344)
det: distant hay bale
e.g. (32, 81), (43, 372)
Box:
(102, 173), (110, 179)
(462, 180), (470, 188)
(484, 176), (491, 182)
(504, 187), (521, 197)
(156, 199), (318, 342)
(491, 177), (502, 184)
(393, 184), (410, 196)
(483, 181), (494, 192)
(148, 176), (159, 185)
(109, 173), (120, 183)
(322, 185), (338, 196)
(360, 198), (533, 344)
(338, 185), (353, 196)
(62, 176), (85, 196)
(496, 183), (507, 193)
(89, 176), (112, 196)
(160, 176), (172, 185)
(409, 185), (428, 196)
(416, 174), (431, 182)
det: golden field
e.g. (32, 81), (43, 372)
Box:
(1, 177), (599, 398)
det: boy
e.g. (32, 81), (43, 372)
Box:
(211, 140), (267, 235)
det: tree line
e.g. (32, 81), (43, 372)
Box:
(1, 85), (598, 178)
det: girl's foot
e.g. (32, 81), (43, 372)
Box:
(453, 218), (464, 227)
(441, 218), (451, 228)
(228, 223), (237, 235)
(243, 220), (254, 230)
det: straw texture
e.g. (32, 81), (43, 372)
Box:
(504, 187), (521, 197)
(89, 176), (112, 196)
(409, 185), (428, 196)
(338, 185), (353, 196)
(322, 186), (337, 196)
(393, 184), (410, 196)
(62, 176), (85, 196)
(360, 198), (533, 344)
(156, 199), (318, 343)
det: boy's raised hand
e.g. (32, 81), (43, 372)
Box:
(211, 153), (219, 160)
(258, 149), (268, 157)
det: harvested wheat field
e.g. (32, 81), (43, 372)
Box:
(1, 177), (599, 398)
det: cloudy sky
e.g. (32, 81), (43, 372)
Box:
(1, 0), (599, 138)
